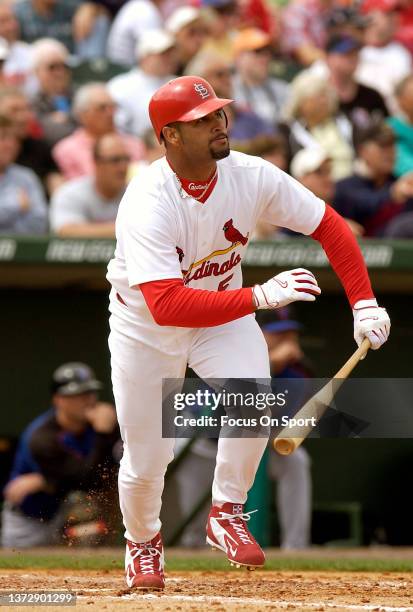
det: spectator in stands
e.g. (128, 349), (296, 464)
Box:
(291, 146), (364, 236)
(108, 30), (177, 138)
(247, 135), (290, 239)
(52, 82), (145, 179)
(72, 1), (112, 60)
(165, 6), (207, 76)
(0, 2), (33, 91)
(239, 0), (278, 37)
(106, 0), (164, 67)
(388, 75), (413, 177)
(13, 0), (80, 53)
(357, 0), (412, 108)
(325, 34), (388, 131)
(232, 28), (290, 128)
(291, 147), (334, 202)
(280, 0), (334, 66)
(243, 133), (289, 168)
(200, 0), (240, 60)
(283, 72), (354, 180)
(30, 39), (77, 147)
(1, 362), (119, 548)
(127, 127), (165, 180)
(260, 307), (312, 549)
(0, 114), (47, 235)
(334, 122), (413, 236)
(0, 86), (63, 195)
(185, 49), (277, 147)
(50, 132), (128, 237)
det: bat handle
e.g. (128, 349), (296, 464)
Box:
(334, 338), (371, 379)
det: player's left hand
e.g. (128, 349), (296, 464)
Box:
(353, 299), (390, 350)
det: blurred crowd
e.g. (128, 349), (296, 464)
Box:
(2, 0), (413, 238)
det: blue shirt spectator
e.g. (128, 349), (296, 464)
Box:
(0, 114), (47, 235)
(334, 123), (413, 236)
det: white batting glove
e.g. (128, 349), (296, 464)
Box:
(353, 299), (390, 350)
(252, 268), (321, 310)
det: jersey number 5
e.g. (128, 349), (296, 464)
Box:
(218, 274), (233, 292)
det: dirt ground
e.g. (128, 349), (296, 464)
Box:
(1, 568), (413, 611)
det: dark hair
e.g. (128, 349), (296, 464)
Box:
(353, 121), (395, 150)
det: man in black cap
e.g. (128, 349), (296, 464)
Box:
(325, 34), (388, 131)
(1, 362), (119, 548)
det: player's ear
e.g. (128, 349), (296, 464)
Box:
(162, 125), (181, 147)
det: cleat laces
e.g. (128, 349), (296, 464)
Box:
(128, 543), (161, 576)
(217, 509), (258, 545)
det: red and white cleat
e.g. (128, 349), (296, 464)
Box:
(125, 533), (165, 590)
(206, 502), (265, 570)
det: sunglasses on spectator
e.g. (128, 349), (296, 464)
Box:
(93, 102), (117, 112)
(45, 61), (69, 71)
(96, 154), (131, 164)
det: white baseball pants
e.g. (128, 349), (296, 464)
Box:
(109, 314), (271, 543)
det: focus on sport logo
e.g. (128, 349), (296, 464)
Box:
(194, 83), (210, 99)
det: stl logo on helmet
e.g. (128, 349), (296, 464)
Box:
(194, 83), (210, 100)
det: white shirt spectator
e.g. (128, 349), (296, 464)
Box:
(106, 0), (162, 67)
(3, 40), (34, 92)
(356, 42), (412, 108)
(108, 68), (173, 137)
(50, 175), (123, 232)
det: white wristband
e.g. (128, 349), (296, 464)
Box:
(353, 298), (378, 310)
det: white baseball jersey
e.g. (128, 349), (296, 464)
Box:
(106, 151), (325, 348)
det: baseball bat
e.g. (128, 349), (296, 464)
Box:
(273, 338), (371, 456)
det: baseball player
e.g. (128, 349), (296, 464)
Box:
(106, 76), (390, 590)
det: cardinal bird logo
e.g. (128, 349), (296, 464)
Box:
(176, 247), (184, 263)
(223, 219), (248, 246)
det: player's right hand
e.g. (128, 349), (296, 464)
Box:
(252, 268), (321, 310)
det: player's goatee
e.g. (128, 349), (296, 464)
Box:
(212, 146), (230, 160)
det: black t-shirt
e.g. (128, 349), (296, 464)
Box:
(339, 84), (389, 131)
(17, 137), (59, 188)
(89, 0), (128, 17)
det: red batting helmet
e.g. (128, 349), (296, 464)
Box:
(149, 75), (233, 143)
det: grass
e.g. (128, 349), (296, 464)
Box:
(1, 551), (413, 573)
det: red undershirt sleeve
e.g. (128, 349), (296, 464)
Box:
(311, 204), (374, 307)
(139, 280), (255, 327)
(138, 204), (373, 326)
